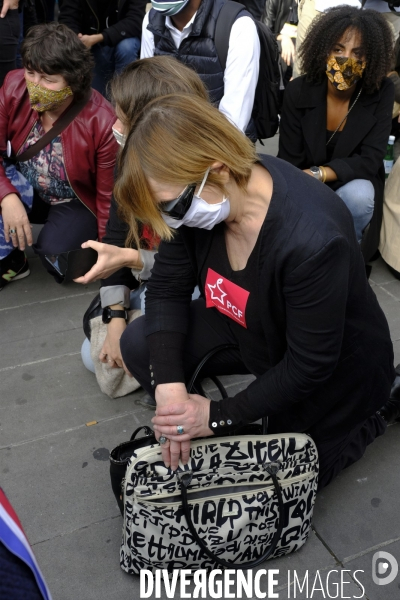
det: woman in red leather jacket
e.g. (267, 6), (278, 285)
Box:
(0, 23), (118, 288)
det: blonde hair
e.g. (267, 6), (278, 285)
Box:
(114, 94), (257, 247)
(110, 56), (209, 129)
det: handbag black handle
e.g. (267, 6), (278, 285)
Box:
(129, 425), (153, 441)
(187, 344), (268, 434)
(178, 462), (284, 569)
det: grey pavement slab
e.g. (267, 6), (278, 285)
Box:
(344, 539), (400, 600)
(0, 254), (99, 309)
(369, 257), (397, 286)
(0, 363), (253, 448)
(312, 423), (400, 561)
(32, 522), (335, 600)
(0, 289), (98, 343)
(1, 416), (140, 544)
(0, 326), (85, 370)
(257, 134), (279, 158)
(0, 353), (148, 446)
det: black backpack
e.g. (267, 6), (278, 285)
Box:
(214, 1), (284, 141)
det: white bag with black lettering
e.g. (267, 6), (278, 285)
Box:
(119, 432), (319, 574)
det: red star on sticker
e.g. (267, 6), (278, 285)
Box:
(207, 278), (227, 305)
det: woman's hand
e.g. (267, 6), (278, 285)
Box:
(153, 383), (190, 470)
(74, 240), (141, 284)
(152, 389), (212, 470)
(303, 167), (338, 183)
(78, 33), (103, 48)
(1, 194), (32, 251)
(99, 317), (127, 368)
(0, 0), (19, 17)
(279, 34), (296, 66)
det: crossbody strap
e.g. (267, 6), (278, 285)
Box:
(15, 90), (91, 162)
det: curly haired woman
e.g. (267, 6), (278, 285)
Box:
(278, 5), (395, 262)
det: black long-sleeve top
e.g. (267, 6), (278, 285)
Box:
(144, 155), (394, 442)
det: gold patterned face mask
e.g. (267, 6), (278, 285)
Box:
(326, 56), (366, 91)
(26, 80), (73, 112)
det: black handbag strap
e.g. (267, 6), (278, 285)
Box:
(187, 343), (268, 434)
(15, 90), (91, 162)
(178, 462), (284, 569)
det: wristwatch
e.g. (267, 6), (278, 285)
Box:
(102, 307), (128, 324)
(310, 166), (322, 181)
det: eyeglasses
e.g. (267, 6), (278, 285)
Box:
(161, 168), (210, 220)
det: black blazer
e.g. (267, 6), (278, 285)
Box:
(278, 76), (395, 261)
(144, 155), (394, 441)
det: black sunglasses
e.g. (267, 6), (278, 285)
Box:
(161, 169), (210, 221)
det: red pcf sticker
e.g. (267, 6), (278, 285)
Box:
(205, 268), (250, 328)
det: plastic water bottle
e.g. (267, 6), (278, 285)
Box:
(384, 135), (395, 178)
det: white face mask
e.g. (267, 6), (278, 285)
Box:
(112, 127), (127, 147)
(161, 169), (231, 229)
(162, 195), (231, 229)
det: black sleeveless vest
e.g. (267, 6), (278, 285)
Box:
(147, 0), (227, 104)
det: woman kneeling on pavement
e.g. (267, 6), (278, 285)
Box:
(0, 23), (117, 288)
(115, 93), (398, 490)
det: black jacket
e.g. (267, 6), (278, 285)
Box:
(144, 155), (394, 441)
(263, 0), (297, 35)
(148, 0), (229, 104)
(278, 75), (395, 261)
(59, 0), (146, 46)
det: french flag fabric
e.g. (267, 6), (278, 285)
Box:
(0, 488), (52, 600)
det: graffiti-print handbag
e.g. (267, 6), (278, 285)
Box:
(116, 345), (319, 573)
(120, 431), (318, 574)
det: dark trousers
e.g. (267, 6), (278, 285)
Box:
(120, 298), (387, 491)
(0, 8), (20, 88)
(0, 542), (43, 600)
(29, 194), (98, 280)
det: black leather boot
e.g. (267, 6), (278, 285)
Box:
(378, 364), (400, 424)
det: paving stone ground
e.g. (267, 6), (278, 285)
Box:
(1, 136), (400, 600)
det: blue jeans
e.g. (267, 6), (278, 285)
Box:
(335, 179), (375, 243)
(92, 37), (141, 97)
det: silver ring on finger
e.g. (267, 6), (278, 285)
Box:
(9, 228), (16, 234)
(159, 435), (168, 445)
(176, 425), (185, 435)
